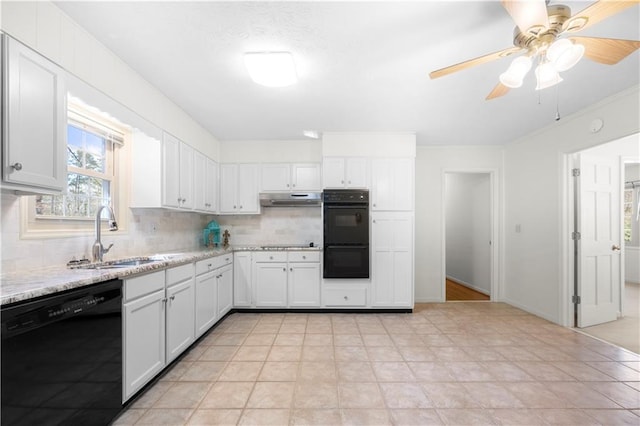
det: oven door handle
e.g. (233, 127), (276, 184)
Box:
(324, 244), (369, 249)
(324, 205), (368, 209)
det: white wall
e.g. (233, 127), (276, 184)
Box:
(1, 1), (220, 159)
(445, 173), (491, 295)
(221, 140), (322, 163)
(504, 87), (640, 325)
(415, 146), (503, 302)
(322, 133), (416, 158)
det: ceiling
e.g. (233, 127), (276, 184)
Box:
(54, 1), (640, 146)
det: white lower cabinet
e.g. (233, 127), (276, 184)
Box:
(165, 280), (195, 363)
(233, 252), (253, 307)
(254, 261), (288, 307)
(217, 264), (233, 317)
(288, 253), (321, 307)
(235, 250), (320, 308)
(123, 271), (166, 401)
(195, 255), (233, 338)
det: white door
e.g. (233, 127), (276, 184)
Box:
(217, 265), (234, 317)
(195, 270), (217, 338)
(179, 142), (194, 209)
(576, 154), (621, 327)
(162, 133), (181, 208)
(237, 164), (259, 213)
(288, 263), (321, 307)
(292, 163), (321, 190)
(233, 252), (253, 306)
(219, 164), (238, 213)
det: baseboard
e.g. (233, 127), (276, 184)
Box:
(446, 276), (490, 296)
(501, 297), (560, 325)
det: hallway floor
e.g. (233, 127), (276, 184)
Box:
(115, 303), (640, 425)
(580, 282), (640, 355)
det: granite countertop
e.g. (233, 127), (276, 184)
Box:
(0, 248), (232, 306)
(0, 245), (322, 306)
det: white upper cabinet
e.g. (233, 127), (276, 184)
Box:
(220, 163), (259, 214)
(261, 163), (291, 191)
(261, 163), (321, 191)
(322, 157), (367, 188)
(194, 151), (218, 213)
(2, 35), (67, 193)
(291, 163), (321, 190)
(371, 158), (414, 211)
(162, 132), (194, 210)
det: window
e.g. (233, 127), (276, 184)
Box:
(624, 185), (639, 247)
(624, 188), (633, 243)
(22, 100), (129, 237)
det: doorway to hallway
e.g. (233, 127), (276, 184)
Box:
(444, 172), (492, 301)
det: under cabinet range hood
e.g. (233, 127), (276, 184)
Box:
(259, 192), (322, 207)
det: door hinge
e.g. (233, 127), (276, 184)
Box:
(572, 231), (581, 240)
(572, 295), (581, 304)
(572, 168), (581, 177)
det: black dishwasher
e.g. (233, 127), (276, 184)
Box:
(1, 279), (123, 426)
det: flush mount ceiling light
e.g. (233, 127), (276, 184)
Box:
(303, 130), (320, 139)
(244, 51), (298, 87)
(429, 0), (640, 100)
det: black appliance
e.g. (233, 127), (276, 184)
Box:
(323, 189), (370, 278)
(1, 279), (123, 426)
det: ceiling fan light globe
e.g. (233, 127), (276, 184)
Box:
(499, 71), (523, 88)
(552, 43), (585, 72)
(499, 56), (532, 88)
(535, 62), (563, 90)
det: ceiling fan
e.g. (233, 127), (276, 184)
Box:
(429, 0), (640, 100)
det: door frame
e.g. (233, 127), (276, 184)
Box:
(441, 169), (500, 301)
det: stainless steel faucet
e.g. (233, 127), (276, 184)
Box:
(92, 205), (118, 263)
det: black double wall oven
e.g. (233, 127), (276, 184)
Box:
(323, 189), (370, 278)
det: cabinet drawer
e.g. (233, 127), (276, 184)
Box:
(323, 287), (367, 307)
(166, 263), (194, 285)
(253, 251), (287, 262)
(288, 251), (320, 263)
(124, 270), (165, 302)
(196, 254), (233, 275)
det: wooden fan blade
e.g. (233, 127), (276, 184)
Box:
(565, 0), (639, 33)
(501, 0), (549, 35)
(429, 47), (521, 79)
(486, 82), (510, 101)
(570, 36), (640, 65)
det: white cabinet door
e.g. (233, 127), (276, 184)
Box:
(179, 142), (194, 209)
(371, 158), (413, 211)
(162, 133), (181, 208)
(3, 36), (66, 192)
(322, 158), (345, 188)
(219, 164), (238, 213)
(292, 163), (321, 191)
(217, 264), (233, 318)
(193, 150), (207, 212)
(124, 289), (166, 400)
(237, 164), (259, 213)
(233, 252), (252, 306)
(254, 262), (288, 307)
(206, 159), (219, 212)
(345, 158), (368, 188)
(166, 279), (195, 363)
(261, 163), (291, 191)
(288, 263), (320, 307)
(195, 270), (217, 338)
(371, 212), (414, 307)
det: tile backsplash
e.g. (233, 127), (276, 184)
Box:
(1, 194), (321, 274)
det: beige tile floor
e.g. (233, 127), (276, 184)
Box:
(114, 303), (640, 425)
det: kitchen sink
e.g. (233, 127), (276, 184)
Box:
(70, 257), (163, 270)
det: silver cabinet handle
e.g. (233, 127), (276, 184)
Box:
(11, 162), (23, 171)
(239, 205), (243, 209)
(207, 263), (212, 268)
(302, 255), (306, 259)
(290, 268), (293, 271)
(170, 295), (175, 301)
(269, 256), (273, 260)
(283, 268), (286, 272)
(612, 245), (621, 251)
(344, 296), (349, 300)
